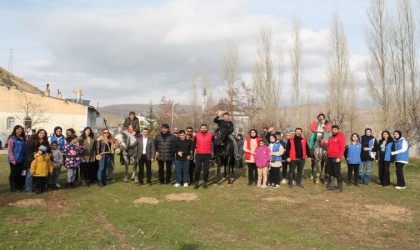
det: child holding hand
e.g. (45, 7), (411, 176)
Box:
(30, 145), (53, 194)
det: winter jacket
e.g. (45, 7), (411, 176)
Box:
(254, 145), (271, 168)
(322, 132), (346, 159)
(79, 136), (97, 163)
(345, 143), (362, 164)
(155, 132), (176, 161)
(96, 136), (114, 156)
(286, 136), (310, 160)
(123, 116), (140, 132)
(30, 153), (53, 177)
(8, 136), (27, 164)
(360, 135), (378, 161)
(172, 138), (193, 161)
(244, 137), (261, 162)
(27, 138), (51, 164)
(269, 141), (284, 167)
(391, 137), (409, 164)
(62, 143), (83, 169)
(195, 132), (213, 155)
(377, 139), (393, 162)
(213, 116), (234, 134)
(310, 119), (331, 133)
(49, 134), (66, 150)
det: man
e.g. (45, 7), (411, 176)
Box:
(172, 130), (193, 187)
(172, 127), (179, 137)
(285, 128), (311, 189)
(359, 128), (378, 185)
(155, 124), (176, 185)
(123, 111), (140, 133)
(262, 126), (275, 145)
(136, 128), (156, 186)
(310, 113), (331, 149)
(194, 124), (213, 189)
(186, 126), (195, 185)
(213, 111), (240, 160)
(322, 125), (346, 192)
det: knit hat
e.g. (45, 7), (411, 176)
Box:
(39, 145), (47, 152)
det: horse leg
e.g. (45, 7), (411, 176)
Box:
(124, 161), (129, 182)
(133, 159), (139, 183)
(311, 160), (314, 180)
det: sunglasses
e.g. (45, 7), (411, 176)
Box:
(103, 131), (110, 134)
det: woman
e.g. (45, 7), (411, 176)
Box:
(391, 130), (409, 190)
(49, 126), (66, 150)
(268, 134), (284, 188)
(376, 131), (394, 187)
(243, 129), (261, 186)
(79, 127), (97, 187)
(7, 125), (27, 192)
(26, 129), (50, 192)
(96, 128), (114, 187)
(345, 133), (362, 186)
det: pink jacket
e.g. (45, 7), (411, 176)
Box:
(254, 145), (271, 168)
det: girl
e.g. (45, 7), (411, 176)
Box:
(49, 141), (63, 190)
(268, 134), (284, 188)
(96, 129), (114, 187)
(79, 127), (97, 187)
(376, 131), (393, 187)
(30, 145), (53, 194)
(254, 140), (271, 188)
(49, 126), (65, 150)
(391, 130), (409, 190)
(26, 129), (50, 192)
(243, 129), (261, 186)
(345, 133), (362, 186)
(7, 125), (27, 192)
(62, 135), (83, 188)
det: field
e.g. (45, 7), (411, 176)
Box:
(0, 155), (419, 249)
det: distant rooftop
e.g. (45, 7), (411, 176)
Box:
(65, 98), (91, 106)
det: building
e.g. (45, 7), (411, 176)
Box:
(0, 66), (100, 141)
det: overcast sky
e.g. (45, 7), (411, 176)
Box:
(0, 0), (373, 108)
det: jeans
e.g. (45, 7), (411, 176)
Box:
(48, 167), (62, 185)
(359, 161), (372, 184)
(67, 168), (77, 183)
(175, 160), (190, 184)
(289, 159), (305, 185)
(98, 155), (111, 182)
(107, 155), (115, 179)
(158, 160), (173, 184)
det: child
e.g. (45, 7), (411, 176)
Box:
(344, 133), (362, 186)
(49, 141), (63, 190)
(254, 140), (271, 188)
(30, 145), (53, 194)
(62, 135), (83, 188)
(268, 135), (285, 188)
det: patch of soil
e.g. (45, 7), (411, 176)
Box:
(45, 191), (68, 216)
(364, 204), (412, 221)
(166, 193), (199, 202)
(9, 199), (46, 208)
(7, 217), (36, 225)
(262, 196), (298, 204)
(133, 197), (160, 205)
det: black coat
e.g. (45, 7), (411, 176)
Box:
(155, 132), (176, 161)
(172, 138), (193, 161)
(214, 116), (234, 134)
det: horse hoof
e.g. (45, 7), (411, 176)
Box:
(214, 183), (219, 186)
(124, 178), (128, 182)
(315, 180), (319, 184)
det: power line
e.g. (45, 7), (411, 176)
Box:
(8, 49), (14, 73)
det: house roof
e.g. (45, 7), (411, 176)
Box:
(0, 66), (43, 95)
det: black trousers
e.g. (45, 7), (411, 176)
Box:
(395, 162), (406, 187)
(138, 154), (152, 184)
(34, 177), (47, 193)
(247, 162), (257, 184)
(9, 163), (25, 191)
(80, 162), (95, 181)
(158, 160), (172, 184)
(327, 157), (342, 187)
(270, 167), (280, 185)
(281, 161), (288, 179)
(189, 160), (195, 184)
(195, 154), (211, 182)
(378, 161), (390, 186)
(347, 164), (359, 183)
(289, 159), (305, 185)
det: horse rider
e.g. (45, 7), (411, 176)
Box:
(309, 113), (332, 149)
(213, 110), (241, 160)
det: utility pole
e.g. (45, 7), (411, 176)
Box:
(8, 49), (14, 73)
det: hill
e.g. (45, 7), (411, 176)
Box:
(0, 66), (42, 94)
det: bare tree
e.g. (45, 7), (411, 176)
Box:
(15, 93), (50, 132)
(189, 68), (201, 129)
(326, 12), (358, 136)
(221, 43), (240, 119)
(365, 0), (391, 130)
(290, 17), (303, 127)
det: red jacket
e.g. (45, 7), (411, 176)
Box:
(194, 132), (213, 154)
(245, 137), (261, 161)
(310, 120), (331, 133)
(288, 136), (308, 160)
(322, 132), (346, 158)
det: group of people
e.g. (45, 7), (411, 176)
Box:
(7, 111), (409, 194)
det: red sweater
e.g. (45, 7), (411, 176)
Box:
(322, 132), (346, 158)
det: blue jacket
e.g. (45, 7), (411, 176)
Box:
(270, 141), (283, 162)
(49, 134), (66, 151)
(345, 143), (362, 164)
(280, 140), (288, 162)
(392, 137), (409, 164)
(377, 139), (393, 162)
(8, 136), (27, 164)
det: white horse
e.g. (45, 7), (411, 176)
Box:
(311, 120), (329, 184)
(114, 131), (139, 182)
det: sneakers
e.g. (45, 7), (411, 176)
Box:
(174, 183), (181, 188)
(274, 184), (280, 188)
(183, 183), (188, 188)
(395, 186), (406, 190)
(281, 178), (287, 184)
(235, 154), (241, 160)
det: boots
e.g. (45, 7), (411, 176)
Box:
(203, 182), (208, 189)
(335, 176), (343, 192)
(194, 181), (199, 189)
(326, 176), (334, 191)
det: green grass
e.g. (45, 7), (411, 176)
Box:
(0, 155), (419, 249)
